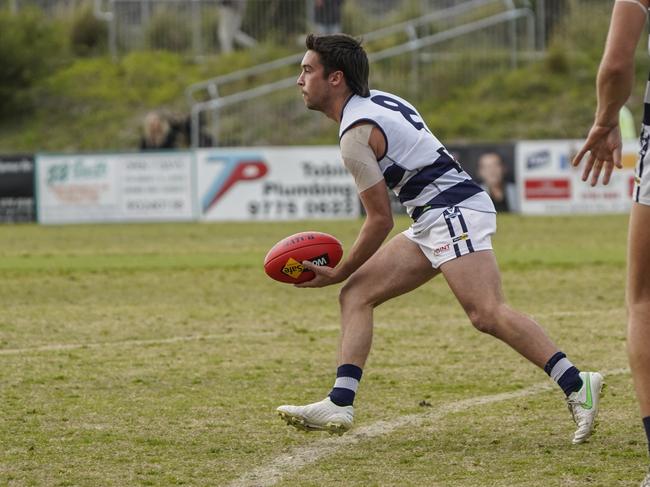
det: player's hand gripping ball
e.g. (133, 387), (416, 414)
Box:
(264, 231), (343, 284)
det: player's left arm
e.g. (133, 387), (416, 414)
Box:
(297, 124), (393, 288)
(572, 0), (648, 185)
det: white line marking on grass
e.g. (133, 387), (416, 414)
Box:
(0, 307), (624, 356)
(0, 331), (290, 356)
(227, 367), (629, 487)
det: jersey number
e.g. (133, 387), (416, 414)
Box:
(370, 94), (425, 131)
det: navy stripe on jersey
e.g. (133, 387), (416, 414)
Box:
(397, 159), (460, 204)
(383, 163), (406, 189)
(457, 210), (474, 253)
(643, 102), (650, 126)
(412, 180), (483, 221)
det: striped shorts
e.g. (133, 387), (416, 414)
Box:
(402, 206), (496, 269)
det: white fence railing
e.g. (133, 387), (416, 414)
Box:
(4, 0), (573, 58)
(188, 0), (537, 146)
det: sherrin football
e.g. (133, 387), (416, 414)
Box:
(264, 231), (343, 284)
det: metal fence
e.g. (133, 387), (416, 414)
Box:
(102, 0), (539, 59)
(2, 0), (616, 147)
(2, 0), (612, 54)
(185, 0), (539, 146)
(3, 0), (578, 58)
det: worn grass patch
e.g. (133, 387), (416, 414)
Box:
(0, 214), (644, 486)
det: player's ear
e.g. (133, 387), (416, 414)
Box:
(329, 70), (344, 86)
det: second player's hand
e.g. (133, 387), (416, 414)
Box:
(294, 260), (345, 288)
(571, 123), (623, 186)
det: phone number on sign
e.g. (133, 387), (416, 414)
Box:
(247, 199), (356, 217)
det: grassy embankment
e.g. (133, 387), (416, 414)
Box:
(1, 2), (648, 152)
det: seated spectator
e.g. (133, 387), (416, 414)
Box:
(139, 111), (177, 150)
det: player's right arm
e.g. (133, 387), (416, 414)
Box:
(334, 123), (393, 278)
(572, 0), (648, 186)
(297, 123), (393, 288)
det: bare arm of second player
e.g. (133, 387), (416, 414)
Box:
(572, 0), (648, 186)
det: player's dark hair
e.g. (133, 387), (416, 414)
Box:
(305, 33), (370, 98)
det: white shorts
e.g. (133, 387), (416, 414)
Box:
(635, 124), (650, 206)
(403, 207), (496, 269)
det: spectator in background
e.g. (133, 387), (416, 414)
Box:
(139, 111), (214, 150)
(140, 111), (177, 150)
(476, 151), (516, 212)
(314, 0), (344, 34)
(217, 0), (256, 54)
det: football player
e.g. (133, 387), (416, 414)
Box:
(278, 33), (603, 447)
(572, 1), (650, 484)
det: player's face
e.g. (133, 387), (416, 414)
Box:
(297, 50), (331, 112)
(478, 154), (505, 186)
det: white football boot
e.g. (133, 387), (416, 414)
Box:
(566, 371), (604, 444)
(277, 397), (353, 435)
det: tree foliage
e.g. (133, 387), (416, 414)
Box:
(0, 9), (68, 119)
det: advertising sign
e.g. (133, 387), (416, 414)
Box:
(36, 152), (195, 224)
(516, 140), (638, 214)
(0, 154), (35, 222)
(196, 147), (360, 221)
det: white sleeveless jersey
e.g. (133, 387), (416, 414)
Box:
(339, 89), (495, 227)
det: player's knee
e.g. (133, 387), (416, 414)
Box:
(467, 306), (500, 335)
(339, 281), (358, 309)
(627, 299), (650, 317)
(339, 280), (374, 309)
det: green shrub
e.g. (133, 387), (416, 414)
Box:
(145, 9), (192, 51)
(243, 0), (305, 42)
(0, 9), (68, 119)
(200, 7), (221, 53)
(70, 4), (108, 56)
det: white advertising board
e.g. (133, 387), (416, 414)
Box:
(516, 140), (639, 214)
(196, 147), (360, 221)
(36, 152), (195, 224)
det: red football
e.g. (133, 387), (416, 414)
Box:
(264, 231), (343, 284)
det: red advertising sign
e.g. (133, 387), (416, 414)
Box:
(524, 178), (571, 200)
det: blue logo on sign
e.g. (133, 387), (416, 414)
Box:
(202, 154), (268, 211)
(526, 150), (551, 170)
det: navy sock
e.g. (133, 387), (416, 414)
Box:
(544, 351), (583, 396)
(328, 364), (363, 407)
(643, 416), (650, 454)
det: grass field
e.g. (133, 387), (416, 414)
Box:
(0, 214), (647, 486)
